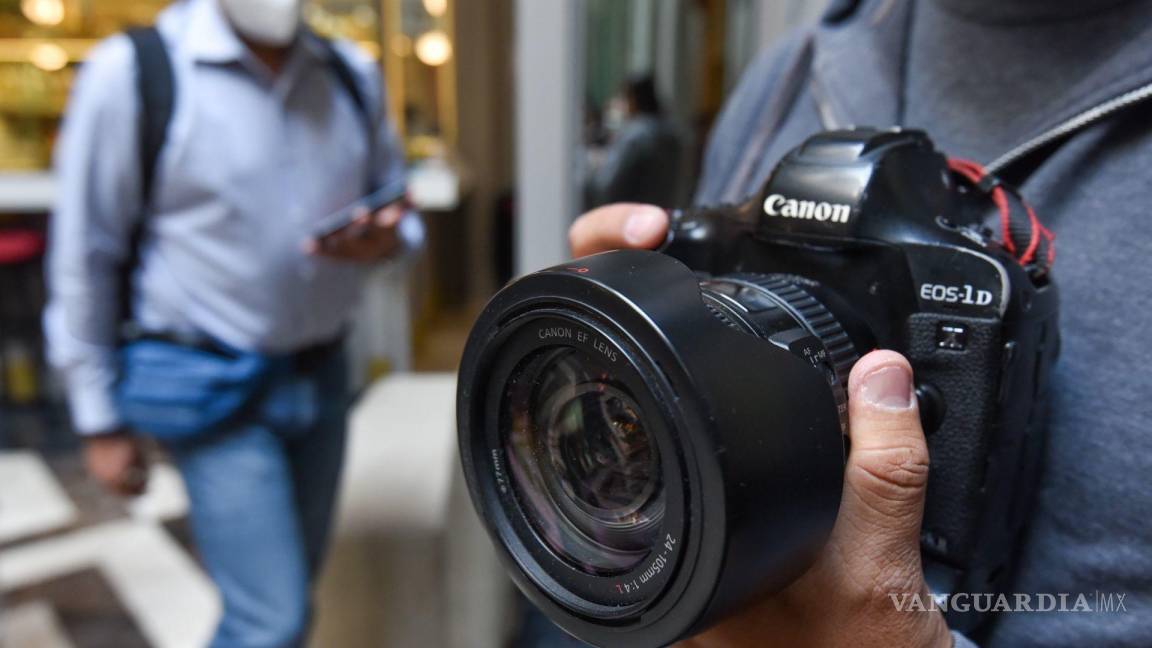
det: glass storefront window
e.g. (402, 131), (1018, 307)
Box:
(0, 0), (456, 173)
(383, 0), (456, 159)
(0, 0), (168, 170)
(0, 0), (386, 172)
(308, 0), (382, 56)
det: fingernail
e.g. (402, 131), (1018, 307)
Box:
(860, 365), (914, 409)
(624, 207), (666, 246)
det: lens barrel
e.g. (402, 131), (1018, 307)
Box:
(457, 250), (853, 647)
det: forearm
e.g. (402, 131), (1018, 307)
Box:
(45, 179), (132, 434)
(43, 282), (124, 435)
(45, 34), (142, 435)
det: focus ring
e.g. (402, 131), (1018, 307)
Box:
(703, 301), (745, 333)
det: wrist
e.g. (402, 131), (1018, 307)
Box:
(84, 427), (134, 443)
(926, 613), (953, 648)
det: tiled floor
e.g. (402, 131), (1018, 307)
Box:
(0, 451), (77, 544)
(1, 373), (486, 648)
(3, 600), (80, 648)
(0, 364), (577, 648)
(4, 570), (149, 647)
(0, 313), (476, 648)
(0, 447), (218, 648)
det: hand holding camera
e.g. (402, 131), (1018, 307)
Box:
(567, 201), (951, 648)
(458, 129), (1057, 646)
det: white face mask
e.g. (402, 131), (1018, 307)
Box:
(218, 0), (304, 47)
(604, 97), (628, 133)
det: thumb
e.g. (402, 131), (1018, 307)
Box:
(569, 203), (668, 257)
(374, 204), (405, 228)
(839, 350), (929, 556)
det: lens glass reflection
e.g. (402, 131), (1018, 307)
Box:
(501, 345), (664, 575)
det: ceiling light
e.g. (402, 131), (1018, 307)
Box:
(21, 0), (65, 27)
(422, 0), (448, 18)
(29, 43), (68, 71)
(414, 30), (452, 67)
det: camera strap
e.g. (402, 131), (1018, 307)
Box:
(948, 158), (1055, 278)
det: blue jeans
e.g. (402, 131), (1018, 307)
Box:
(164, 347), (349, 648)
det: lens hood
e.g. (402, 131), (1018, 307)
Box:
(457, 250), (845, 647)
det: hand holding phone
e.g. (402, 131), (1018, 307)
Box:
(308, 181), (409, 261)
(311, 181), (408, 241)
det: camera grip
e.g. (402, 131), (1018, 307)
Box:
(905, 315), (1002, 567)
(663, 204), (759, 273)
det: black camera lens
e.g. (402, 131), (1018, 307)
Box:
(458, 250), (856, 647)
(502, 347), (665, 575)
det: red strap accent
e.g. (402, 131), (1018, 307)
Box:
(946, 158), (1054, 269)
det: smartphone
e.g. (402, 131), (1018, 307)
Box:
(311, 181), (408, 240)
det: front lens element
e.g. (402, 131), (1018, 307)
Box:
(502, 346), (665, 575)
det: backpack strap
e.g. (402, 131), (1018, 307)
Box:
(118, 26), (175, 335)
(125, 26), (176, 208)
(318, 37), (377, 192)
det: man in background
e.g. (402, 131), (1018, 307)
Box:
(44, 0), (422, 645)
(586, 74), (683, 209)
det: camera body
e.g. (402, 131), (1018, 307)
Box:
(664, 128), (1060, 630)
(457, 129), (1059, 646)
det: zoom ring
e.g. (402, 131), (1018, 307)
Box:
(737, 275), (859, 387)
(728, 274), (859, 430)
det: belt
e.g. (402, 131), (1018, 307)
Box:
(130, 330), (344, 373)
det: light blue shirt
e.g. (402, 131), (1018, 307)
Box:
(44, 0), (422, 435)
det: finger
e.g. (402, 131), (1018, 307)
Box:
(374, 204), (405, 228)
(569, 203), (668, 257)
(314, 239), (384, 263)
(347, 220), (373, 240)
(108, 465), (147, 496)
(352, 206), (372, 226)
(840, 350), (929, 552)
(309, 238), (347, 259)
(93, 468), (135, 496)
(313, 229), (345, 252)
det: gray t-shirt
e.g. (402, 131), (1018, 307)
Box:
(905, 0), (1152, 161)
(696, 0), (1152, 645)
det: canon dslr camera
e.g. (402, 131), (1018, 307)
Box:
(457, 129), (1059, 646)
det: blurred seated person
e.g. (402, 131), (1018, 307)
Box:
(587, 74), (683, 209)
(43, 0), (422, 645)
